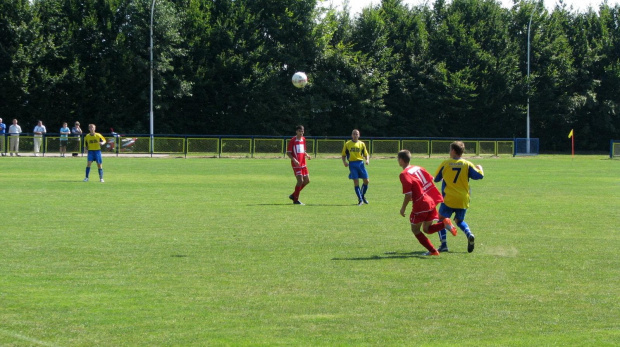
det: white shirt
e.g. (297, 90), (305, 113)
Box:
(9, 124), (21, 135)
(34, 125), (46, 137)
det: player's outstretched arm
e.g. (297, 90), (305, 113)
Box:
(469, 164), (484, 179)
(400, 193), (411, 217)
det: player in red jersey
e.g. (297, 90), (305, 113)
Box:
(397, 150), (456, 255)
(287, 125), (311, 205)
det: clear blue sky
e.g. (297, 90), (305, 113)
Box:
(339, 0), (619, 14)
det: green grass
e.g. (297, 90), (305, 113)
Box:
(0, 155), (618, 346)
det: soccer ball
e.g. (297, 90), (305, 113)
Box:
(292, 72), (308, 88)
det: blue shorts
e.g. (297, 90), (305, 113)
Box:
(87, 150), (103, 164)
(438, 203), (467, 221)
(348, 160), (368, 180)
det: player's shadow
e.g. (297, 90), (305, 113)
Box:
(332, 251), (438, 261)
(249, 203), (354, 206)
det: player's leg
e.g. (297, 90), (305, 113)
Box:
(300, 174), (309, 191)
(422, 208), (446, 235)
(290, 172), (304, 204)
(96, 155), (104, 182)
(84, 159), (93, 181)
(410, 213), (438, 255)
(454, 209), (475, 253)
(352, 178), (363, 204)
(437, 204), (456, 252)
(361, 177), (369, 204)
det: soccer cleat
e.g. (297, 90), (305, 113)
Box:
(357, 200), (364, 206)
(467, 234), (475, 253)
(289, 194), (295, 201)
(83, 178), (89, 182)
(437, 244), (449, 253)
(293, 200), (304, 205)
(100, 179), (104, 183)
(362, 197), (369, 204)
(443, 218), (457, 236)
(423, 250), (440, 256)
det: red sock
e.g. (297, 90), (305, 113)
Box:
(426, 222), (445, 234)
(414, 233), (436, 252)
(293, 185), (302, 200)
(299, 182), (307, 192)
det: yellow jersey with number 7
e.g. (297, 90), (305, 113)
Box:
(433, 158), (484, 209)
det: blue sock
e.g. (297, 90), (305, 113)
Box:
(456, 220), (472, 237)
(361, 184), (368, 197)
(354, 186), (363, 201)
(85, 167), (91, 178)
(438, 229), (447, 245)
(98, 168), (103, 179)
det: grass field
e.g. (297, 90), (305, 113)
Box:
(0, 155), (618, 346)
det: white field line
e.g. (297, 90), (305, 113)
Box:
(0, 329), (60, 347)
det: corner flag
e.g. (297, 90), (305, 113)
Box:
(568, 129), (574, 157)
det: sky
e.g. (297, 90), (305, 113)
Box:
(338, 0), (620, 14)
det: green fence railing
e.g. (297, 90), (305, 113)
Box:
(0, 134), (515, 158)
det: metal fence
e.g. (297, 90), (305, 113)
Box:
(0, 134), (515, 158)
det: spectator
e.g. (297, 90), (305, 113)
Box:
(9, 119), (22, 156)
(59, 122), (70, 157)
(33, 120), (46, 156)
(71, 121), (82, 157)
(0, 118), (5, 156)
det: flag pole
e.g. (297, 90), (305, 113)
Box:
(571, 132), (575, 159)
(568, 129), (574, 159)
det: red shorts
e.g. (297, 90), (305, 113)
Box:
(292, 166), (309, 176)
(410, 208), (438, 224)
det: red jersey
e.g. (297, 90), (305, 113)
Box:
(287, 136), (307, 168)
(399, 165), (444, 213)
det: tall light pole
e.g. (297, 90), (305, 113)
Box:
(150, 0), (156, 155)
(526, 2), (539, 154)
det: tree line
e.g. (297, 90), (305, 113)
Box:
(1, 0), (619, 151)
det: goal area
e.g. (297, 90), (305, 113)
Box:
(611, 140), (620, 158)
(514, 138), (539, 156)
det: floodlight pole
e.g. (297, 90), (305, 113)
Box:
(150, 0), (156, 156)
(526, 2), (539, 154)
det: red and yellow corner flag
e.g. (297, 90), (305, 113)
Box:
(568, 129), (574, 157)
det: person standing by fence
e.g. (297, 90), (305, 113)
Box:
(33, 120), (46, 156)
(71, 121), (82, 157)
(59, 122), (70, 157)
(9, 119), (21, 156)
(0, 118), (5, 156)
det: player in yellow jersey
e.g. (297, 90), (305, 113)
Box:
(83, 124), (106, 183)
(433, 141), (484, 253)
(341, 129), (369, 205)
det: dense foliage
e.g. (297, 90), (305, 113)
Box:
(1, 0), (619, 151)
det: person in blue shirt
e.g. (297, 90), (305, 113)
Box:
(0, 118), (6, 156)
(59, 122), (70, 157)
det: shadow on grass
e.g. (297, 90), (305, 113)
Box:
(250, 203), (356, 207)
(332, 251), (440, 261)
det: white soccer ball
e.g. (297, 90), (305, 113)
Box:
(292, 72), (308, 88)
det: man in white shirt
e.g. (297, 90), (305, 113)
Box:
(33, 120), (46, 156)
(9, 119), (22, 156)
